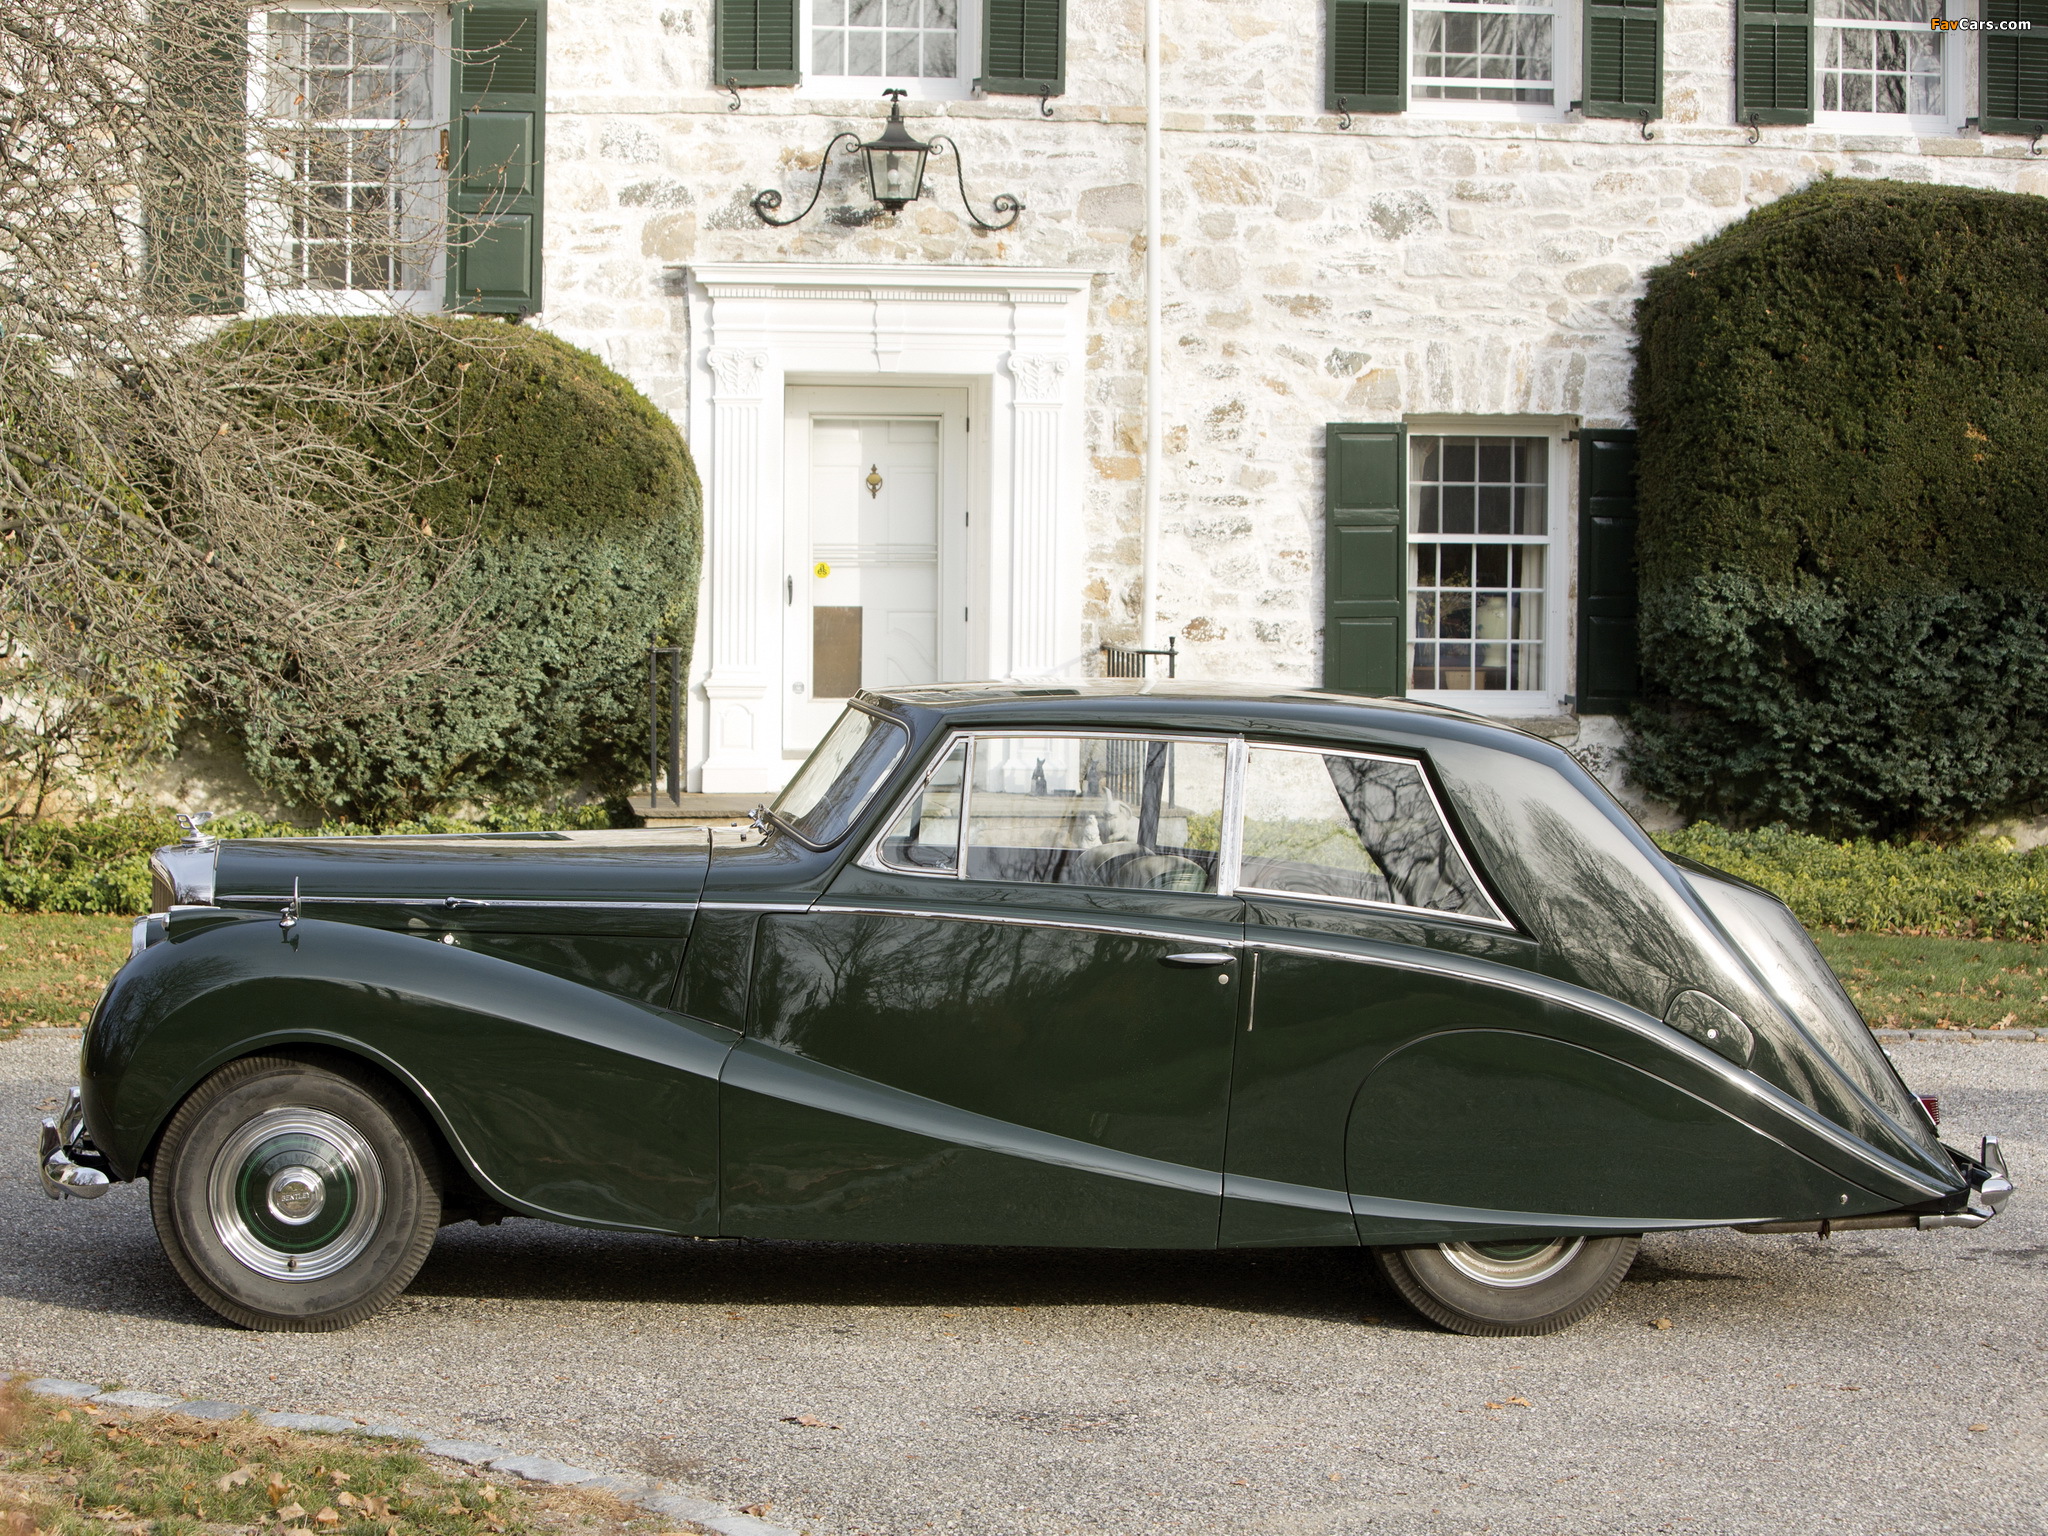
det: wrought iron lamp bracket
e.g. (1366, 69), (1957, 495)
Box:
(927, 136), (1024, 230)
(750, 132), (865, 226)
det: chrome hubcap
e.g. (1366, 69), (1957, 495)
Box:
(1439, 1237), (1586, 1288)
(207, 1109), (383, 1282)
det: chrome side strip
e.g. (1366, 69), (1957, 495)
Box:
(698, 900), (816, 913)
(219, 894), (700, 912)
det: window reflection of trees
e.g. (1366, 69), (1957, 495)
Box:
(1240, 750), (1491, 919)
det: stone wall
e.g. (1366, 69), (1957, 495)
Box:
(523, 0), (2044, 806)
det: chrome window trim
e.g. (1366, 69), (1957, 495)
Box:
(857, 727), (1242, 889)
(768, 700), (912, 851)
(1235, 739), (1514, 930)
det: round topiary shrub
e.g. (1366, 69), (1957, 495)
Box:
(207, 317), (700, 823)
(1628, 177), (2048, 838)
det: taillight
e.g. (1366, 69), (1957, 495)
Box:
(1916, 1094), (1940, 1126)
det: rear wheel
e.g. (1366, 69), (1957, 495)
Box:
(1372, 1235), (1640, 1336)
(149, 1055), (441, 1331)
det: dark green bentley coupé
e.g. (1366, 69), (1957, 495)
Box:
(40, 683), (2013, 1334)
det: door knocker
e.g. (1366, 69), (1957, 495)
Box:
(865, 465), (884, 498)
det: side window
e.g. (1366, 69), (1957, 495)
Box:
(1238, 745), (1498, 921)
(877, 739), (966, 872)
(962, 736), (1228, 892)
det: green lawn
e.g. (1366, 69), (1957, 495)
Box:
(1811, 930), (2048, 1032)
(3, 914), (2039, 1043)
(0, 912), (131, 1039)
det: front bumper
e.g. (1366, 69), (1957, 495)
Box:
(39, 1087), (113, 1199)
(1739, 1134), (2014, 1235)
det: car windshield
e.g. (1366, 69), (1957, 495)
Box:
(771, 706), (909, 846)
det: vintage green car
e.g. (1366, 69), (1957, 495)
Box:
(41, 683), (2012, 1335)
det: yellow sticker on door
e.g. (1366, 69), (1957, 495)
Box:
(813, 561), (831, 580)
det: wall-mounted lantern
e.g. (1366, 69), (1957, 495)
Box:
(751, 90), (1023, 231)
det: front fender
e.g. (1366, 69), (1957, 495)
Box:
(86, 911), (736, 1233)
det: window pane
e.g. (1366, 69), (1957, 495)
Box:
(1412, 2), (1555, 104)
(1239, 748), (1495, 920)
(1409, 433), (1548, 692)
(877, 739), (965, 872)
(772, 707), (909, 845)
(963, 737), (1227, 891)
(818, 0), (957, 77)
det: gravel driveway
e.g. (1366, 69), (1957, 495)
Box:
(4, 1027), (2042, 1536)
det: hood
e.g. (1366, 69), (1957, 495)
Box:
(182, 827), (714, 913)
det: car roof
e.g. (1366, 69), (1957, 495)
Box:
(859, 679), (1549, 752)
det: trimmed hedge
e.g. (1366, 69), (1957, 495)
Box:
(209, 318), (701, 825)
(1628, 178), (2048, 838)
(1657, 823), (2048, 941)
(1, 804), (612, 916)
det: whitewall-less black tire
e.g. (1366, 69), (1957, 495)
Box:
(1372, 1235), (1641, 1336)
(149, 1055), (441, 1332)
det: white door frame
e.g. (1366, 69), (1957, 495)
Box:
(783, 385), (973, 750)
(680, 262), (1095, 794)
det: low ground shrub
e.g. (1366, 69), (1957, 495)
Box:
(1657, 823), (2048, 940)
(1, 803), (613, 915)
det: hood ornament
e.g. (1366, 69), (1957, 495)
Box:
(280, 877), (300, 933)
(175, 811), (218, 847)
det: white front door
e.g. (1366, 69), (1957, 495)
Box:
(784, 386), (972, 750)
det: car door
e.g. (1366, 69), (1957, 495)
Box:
(1219, 742), (1542, 1248)
(721, 730), (1245, 1247)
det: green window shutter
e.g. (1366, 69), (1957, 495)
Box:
(1575, 430), (1640, 715)
(717, 0), (799, 88)
(1324, 423), (1407, 697)
(1981, 0), (2048, 136)
(1735, 0), (1813, 127)
(979, 0), (1065, 96)
(1327, 0), (1407, 114)
(447, 1), (546, 316)
(144, 10), (247, 315)
(1581, 0), (1662, 120)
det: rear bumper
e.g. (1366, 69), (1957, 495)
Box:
(1739, 1134), (2013, 1235)
(39, 1088), (114, 1200)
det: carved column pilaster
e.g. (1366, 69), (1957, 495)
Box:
(701, 346), (772, 790)
(1007, 352), (1067, 678)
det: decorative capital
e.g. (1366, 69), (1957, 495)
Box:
(1009, 352), (1067, 404)
(707, 347), (768, 399)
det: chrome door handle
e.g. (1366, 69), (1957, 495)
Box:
(1161, 952), (1234, 968)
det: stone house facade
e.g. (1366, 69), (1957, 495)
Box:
(247, 0), (2048, 798)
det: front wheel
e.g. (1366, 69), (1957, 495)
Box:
(150, 1055), (441, 1331)
(1372, 1235), (1640, 1336)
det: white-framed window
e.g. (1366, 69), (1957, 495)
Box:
(1815, 0), (1960, 131)
(800, 0), (978, 101)
(1405, 421), (1573, 716)
(1410, 0), (1571, 120)
(251, 5), (445, 309)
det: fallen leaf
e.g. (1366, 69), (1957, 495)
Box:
(328, 1473), (351, 1488)
(1326, 1471), (1341, 1482)
(738, 1506), (772, 1518)
(55, 1410), (73, 1423)
(275, 1503), (306, 1522)
(1484, 1402), (1505, 1410)
(479, 1485), (498, 1506)
(268, 1477), (292, 1507)
(781, 1415), (839, 1429)
(336, 1492), (359, 1508)
(1650, 1318), (1673, 1330)
(218, 1467), (255, 1492)
(313, 1507), (341, 1528)
(1505, 1397), (1533, 1408)
(362, 1495), (393, 1521)
(1968, 1424), (1989, 1432)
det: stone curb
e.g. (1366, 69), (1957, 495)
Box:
(20, 1379), (801, 1536)
(1871, 1028), (2041, 1042)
